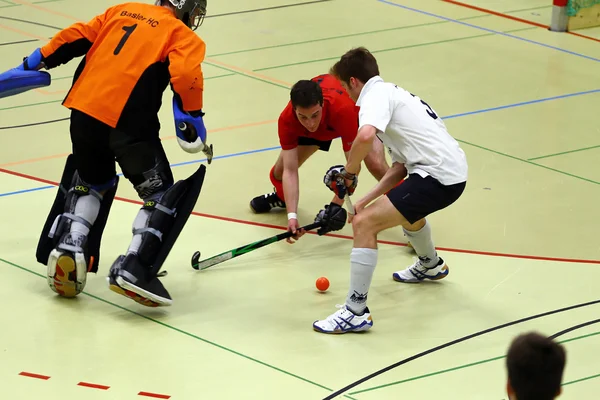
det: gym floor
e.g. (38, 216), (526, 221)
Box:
(0, 0), (599, 399)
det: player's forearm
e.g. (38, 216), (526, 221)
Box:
(360, 163), (406, 205)
(330, 193), (344, 206)
(345, 126), (376, 175)
(168, 39), (206, 112)
(282, 168), (300, 214)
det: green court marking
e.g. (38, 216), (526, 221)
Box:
(349, 330), (600, 395)
(0, 73), (236, 111)
(562, 372), (600, 386)
(253, 26), (537, 71)
(204, 61), (290, 89)
(207, 4), (552, 59)
(0, 99), (62, 111)
(0, 256), (358, 400)
(503, 5), (553, 14)
(457, 139), (600, 186)
(528, 145), (600, 160)
(208, 14), (491, 58)
(0, 0), (63, 8)
(206, 72), (237, 80)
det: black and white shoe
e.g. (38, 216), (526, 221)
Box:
(249, 190), (286, 213)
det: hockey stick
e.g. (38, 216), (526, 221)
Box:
(344, 193), (355, 215)
(191, 221), (322, 270)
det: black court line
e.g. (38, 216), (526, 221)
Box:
(205, 0), (332, 18)
(322, 298), (600, 399)
(0, 39), (39, 46)
(0, 15), (63, 30)
(551, 319), (600, 339)
(0, 117), (68, 130)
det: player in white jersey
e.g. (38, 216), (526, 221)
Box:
(314, 47), (468, 334)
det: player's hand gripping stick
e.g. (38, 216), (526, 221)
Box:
(178, 122), (214, 164)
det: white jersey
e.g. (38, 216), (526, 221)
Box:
(356, 76), (468, 186)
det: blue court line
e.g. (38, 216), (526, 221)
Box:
(0, 185), (55, 197)
(378, 0), (600, 63)
(444, 88), (600, 119)
(1, 87), (599, 198)
(114, 145), (281, 175)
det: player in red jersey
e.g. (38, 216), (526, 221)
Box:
(250, 74), (389, 241)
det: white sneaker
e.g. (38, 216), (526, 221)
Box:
(313, 304), (373, 334)
(393, 257), (449, 283)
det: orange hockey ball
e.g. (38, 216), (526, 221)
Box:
(316, 277), (330, 292)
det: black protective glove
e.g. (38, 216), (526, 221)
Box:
(314, 202), (347, 236)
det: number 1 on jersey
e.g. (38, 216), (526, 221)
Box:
(114, 23), (137, 55)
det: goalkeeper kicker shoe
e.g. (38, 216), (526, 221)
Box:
(108, 253), (172, 307)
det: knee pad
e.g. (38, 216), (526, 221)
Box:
(128, 163), (206, 277)
(116, 141), (174, 199)
(129, 162), (174, 200)
(36, 155), (119, 273)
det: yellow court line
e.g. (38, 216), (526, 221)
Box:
(0, 23), (48, 40)
(34, 89), (67, 95)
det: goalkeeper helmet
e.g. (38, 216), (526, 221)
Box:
(160, 0), (207, 30)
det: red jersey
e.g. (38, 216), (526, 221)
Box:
(278, 74), (358, 152)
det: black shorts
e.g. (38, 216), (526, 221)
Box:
(69, 108), (173, 197)
(298, 137), (332, 151)
(386, 174), (466, 224)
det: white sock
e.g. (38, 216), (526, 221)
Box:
(346, 248), (377, 315)
(403, 220), (439, 268)
(127, 209), (151, 255)
(70, 195), (101, 237)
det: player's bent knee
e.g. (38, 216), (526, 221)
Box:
(351, 212), (376, 236)
(127, 163), (174, 199)
(402, 217), (426, 231)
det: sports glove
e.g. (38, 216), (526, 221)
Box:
(172, 96), (213, 163)
(314, 202), (347, 236)
(18, 48), (45, 71)
(323, 165), (357, 198)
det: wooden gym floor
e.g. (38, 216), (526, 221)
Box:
(0, 0), (599, 398)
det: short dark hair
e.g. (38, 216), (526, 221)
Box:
(506, 332), (566, 400)
(329, 47), (380, 85)
(290, 80), (323, 109)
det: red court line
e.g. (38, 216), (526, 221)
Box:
(442, 0), (600, 43)
(78, 381), (110, 390)
(442, 0), (549, 28)
(568, 30), (600, 43)
(138, 391), (171, 399)
(1, 167), (599, 265)
(19, 371), (50, 380)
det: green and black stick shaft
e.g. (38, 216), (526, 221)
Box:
(191, 222), (322, 270)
